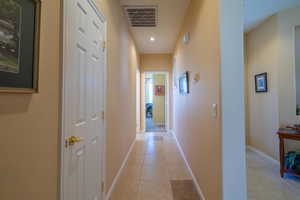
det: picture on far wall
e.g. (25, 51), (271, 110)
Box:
(179, 71), (189, 95)
(0, 0), (41, 93)
(155, 85), (165, 96)
(255, 72), (268, 93)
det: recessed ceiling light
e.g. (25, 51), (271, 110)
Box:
(150, 37), (155, 41)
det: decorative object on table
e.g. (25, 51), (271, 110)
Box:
(179, 71), (189, 95)
(255, 72), (268, 93)
(277, 128), (300, 178)
(155, 85), (165, 96)
(0, 0), (41, 93)
(285, 151), (300, 175)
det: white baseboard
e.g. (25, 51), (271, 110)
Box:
(246, 145), (279, 165)
(171, 131), (206, 200)
(105, 138), (136, 200)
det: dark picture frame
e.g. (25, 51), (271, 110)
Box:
(0, 0), (41, 93)
(179, 71), (189, 95)
(255, 72), (268, 93)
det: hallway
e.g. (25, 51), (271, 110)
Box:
(110, 132), (201, 200)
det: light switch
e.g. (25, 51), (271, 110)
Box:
(212, 104), (217, 118)
(193, 73), (200, 82)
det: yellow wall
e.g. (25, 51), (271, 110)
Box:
(173, 0), (222, 199)
(0, 0), (139, 199)
(246, 6), (300, 160)
(246, 15), (280, 159)
(95, 0), (140, 192)
(140, 54), (173, 131)
(152, 74), (166, 125)
(0, 0), (61, 199)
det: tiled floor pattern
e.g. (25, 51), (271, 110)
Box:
(110, 133), (300, 200)
(247, 149), (300, 200)
(110, 132), (201, 200)
(146, 118), (166, 132)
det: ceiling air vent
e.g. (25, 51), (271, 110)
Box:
(124, 6), (157, 27)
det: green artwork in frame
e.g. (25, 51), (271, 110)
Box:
(0, 0), (41, 93)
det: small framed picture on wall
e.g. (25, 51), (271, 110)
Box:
(179, 71), (189, 95)
(255, 72), (268, 93)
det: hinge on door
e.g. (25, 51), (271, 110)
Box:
(102, 40), (106, 51)
(101, 181), (104, 192)
(65, 139), (68, 148)
(101, 111), (105, 120)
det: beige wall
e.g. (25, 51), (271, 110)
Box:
(173, 0), (222, 199)
(152, 74), (166, 125)
(96, 0), (140, 192)
(246, 6), (300, 160)
(0, 0), (139, 199)
(0, 0), (61, 199)
(140, 54), (173, 131)
(246, 15), (280, 159)
(140, 54), (173, 72)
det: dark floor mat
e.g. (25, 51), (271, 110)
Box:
(170, 180), (202, 200)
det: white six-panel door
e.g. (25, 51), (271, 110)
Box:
(62, 0), (106, 200)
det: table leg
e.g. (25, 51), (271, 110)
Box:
(279, 137), (285, 178)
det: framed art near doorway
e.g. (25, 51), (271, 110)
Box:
(255, 72), (268, 93)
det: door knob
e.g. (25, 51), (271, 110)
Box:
(68, 136), (84, 146)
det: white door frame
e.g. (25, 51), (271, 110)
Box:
(144, 72), (170, 131)
(60, 0), (107, 199)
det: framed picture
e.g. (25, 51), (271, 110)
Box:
(0, 0), (41, 93)
(179, 71), (189, 95)
(255, 72), (268, 93)
(155, 85), (165, 96)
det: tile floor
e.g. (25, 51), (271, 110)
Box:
(110, 132), (201, 200)
(247, 149), (300, 200)
(145, 118), (166, 132)
(110, 132), (300, 200)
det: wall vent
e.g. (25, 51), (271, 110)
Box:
(124, 6), (157, 27)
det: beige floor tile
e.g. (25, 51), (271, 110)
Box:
(111, 133), (300, 200)
(127, 152), (144, 166)
(138, 180), (173, 200)
(166, 152), (186, 166)
(111, 174), (140, 200)
(122, 164), (142, 182)
(168, 163), (192, 180)
(141, 164), (170, 182)
(143, 154), (166, 166)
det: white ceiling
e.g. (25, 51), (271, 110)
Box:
(120, 0), (190, 54)
(245, 0), (300, 32)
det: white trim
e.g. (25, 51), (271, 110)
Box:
(246, 145), (280, 165)
(102, 14), (108, 200)
(105, 139), (136, 200)
(170, 131), (206, 200)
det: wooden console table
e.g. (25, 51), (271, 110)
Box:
(277, 128), (300, 178)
